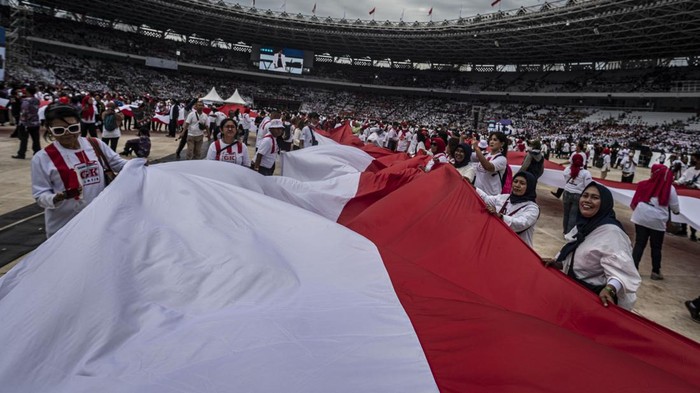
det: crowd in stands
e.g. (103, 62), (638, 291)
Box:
(25, 15), (700, 94)
(5, 48), (700, 160)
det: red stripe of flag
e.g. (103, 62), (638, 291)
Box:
(339, 163), (700, 391)
(491, 0), (501, 6)
(369, 6), (376, 15)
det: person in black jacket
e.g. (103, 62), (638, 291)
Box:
(167, 99), (179, 137)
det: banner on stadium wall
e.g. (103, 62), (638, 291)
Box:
(145, 57), (178, 70)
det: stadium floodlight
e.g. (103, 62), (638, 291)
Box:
(494, 40), (500, 48)
(593, 27), (600, 35)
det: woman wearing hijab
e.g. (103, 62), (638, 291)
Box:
(478, 171), (540, 247)
(630, 164), (680, 280)
(544, 182), (641, 310)
(421, 137), (448, 172)
(452, 143), (476, 183)
(562, 153), (592, 236)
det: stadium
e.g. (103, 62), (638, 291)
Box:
(0, 0), (700, 391)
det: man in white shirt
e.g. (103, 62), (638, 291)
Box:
(396, 128), (411, 153)
(180, 101), (209, 160)
(621, 151), (637, 183)
(300, 112), (320, 149)
(615, 147), (630, 169)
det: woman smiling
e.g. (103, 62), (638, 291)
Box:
(544, 182), (641, 310)
(477, 171), (540, 247)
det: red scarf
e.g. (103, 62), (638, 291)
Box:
(570, 153), (583, 180)
(631, 164), (673, 209)
(430, 138), (446, 154)
(81, 96), (94, 121)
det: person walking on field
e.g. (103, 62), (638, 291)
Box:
(630, 164), (680, 280)
(179, 101), (209, 160)
(12, 86), (41, 159)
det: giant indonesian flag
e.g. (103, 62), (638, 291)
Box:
(0, 138), (699, 391)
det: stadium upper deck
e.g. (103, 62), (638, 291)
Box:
(21, 0), (700, 66)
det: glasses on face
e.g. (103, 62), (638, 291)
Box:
(49, 124), (81, 136)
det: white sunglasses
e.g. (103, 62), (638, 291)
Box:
(49, 124), (81, 136)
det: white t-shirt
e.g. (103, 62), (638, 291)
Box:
(396, 130), (410, 152)
(213, 112), (227, 129)
(563, 167), (592, 194)
(206, 140), (251, 167)
(256, 117), (271, 149)
(678, 166), (700, 188)
(569, 151), (587, 165)
(424, 152), (448, 172)
(241, 113), (251, 130)
(256, 134), (277, 169)
(621, 158), (637, 175)
(474, 153), (508, 196)
(31, 138), (127, 238)
(300, 124), (318, 149)
(292, 126), (302, 147)
(476, 189), (540, 247)
(631, 193), (680, 232)
(185, 111), (207, 137)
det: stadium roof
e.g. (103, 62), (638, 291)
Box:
(22, 0), (700, 65)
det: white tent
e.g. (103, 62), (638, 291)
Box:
(201, 87), (224, 103)
(224, 89), (247, 105)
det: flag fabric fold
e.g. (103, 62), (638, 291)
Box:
(0, 160), (437, 392)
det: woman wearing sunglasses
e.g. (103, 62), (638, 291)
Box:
(31, 103), (128, 238)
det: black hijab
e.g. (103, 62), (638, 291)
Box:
(509, 171), (537, 204)
(556, 182), (623, 263)
(453, 143), (473, 168)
